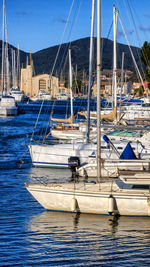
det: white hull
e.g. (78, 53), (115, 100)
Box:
(0, 96), (18, 116)
(51, 126), (97, 141)
(26, 181), (150, 216)
(38, 95), (52, 100)
(9, 91), (25, 102)
(51, 129), (85, 140)
(56, 93), (69, 100)
(122, 105), (150, 120)
(29, 138), (150, 168)
(29, 143), (97, 168)
(0, 105), (17, 116)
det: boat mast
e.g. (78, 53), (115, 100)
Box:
(17, 44), (20, 89)
(86, 0), (95, 142)
(69, 48), (73, 123)
(119, 52), (124, 123)
(1, 0), (5, 95)
(5, 30), (10, 94)
(112, 5), (118, 111)
(13, 50), (17, 89)
(97, 0), (101, 182)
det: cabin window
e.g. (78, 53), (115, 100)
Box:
(132, 185), (150, 190)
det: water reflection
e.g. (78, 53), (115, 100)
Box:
(27, 167), (71, 183)
(28, 211), (150, 236)
(26, 211), (150, 265)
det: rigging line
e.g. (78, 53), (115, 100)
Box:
(127, 3), (150, 71)
(57, 0), (82, 77)
(29, 99), (45, 142)
(101, 21), (113, 57)
(72, 66), (80, 93)
(125, 0), (146, 78)
(50, 0), (75, 78)
(128, 0), (150, 46)
(116, 0), (146, 79)
(40, 105), (52, 143)
(33, 113), (49, 143)
(118, 15), (145, 91)
(59, 46), (70, 82)
(50, 99), (56, 120)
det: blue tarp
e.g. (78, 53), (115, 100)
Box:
(120, 142), (137, 159)
(103, 135), (110, 144)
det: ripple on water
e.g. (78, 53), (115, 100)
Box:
(1, 113), (150, 266)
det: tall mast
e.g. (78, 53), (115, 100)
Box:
(119, 52), (124, 122)
(14, 50), (17, 88)
(69, 48), (73, 123)
(11, 49), (16, 89)
(5, 25), (10, 93)
(112, 5), (118, 110)
(1, 0), (5, 95)
(97, 0), (101, 182)
(86, 0), (95, 142)
(17, 44), (20, 88)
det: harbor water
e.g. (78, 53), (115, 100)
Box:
(1, 110), (150, 266)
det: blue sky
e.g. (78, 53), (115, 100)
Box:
(1, 0), (150, 53)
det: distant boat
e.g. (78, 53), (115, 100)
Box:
(9, 88), (25, 102)
(0, 0), (18, 116)
(38, 90), (52, 100)
(0, 96), (17, 116)
(56, 93), (69, 100)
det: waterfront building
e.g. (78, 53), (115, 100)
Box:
(21, 63), (59, 98)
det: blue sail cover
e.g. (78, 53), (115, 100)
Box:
(120, 142), (137, 159)
(103, 135), (110, 144)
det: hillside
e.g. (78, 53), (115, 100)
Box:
(0, 37), (143, 78)
(31, 37), (143, 78)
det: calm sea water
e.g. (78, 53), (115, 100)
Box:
(1, 112), (150, 266)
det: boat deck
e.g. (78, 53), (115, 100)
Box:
(26, 175), (150, 197)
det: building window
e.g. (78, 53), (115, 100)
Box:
(39, 79), (46, 90)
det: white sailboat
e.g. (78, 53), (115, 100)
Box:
(51, 2), (96, 141)
(26, 0), (150, 217)
(29, 0), (98, 167)
(9, 47), (25, 102)
(29, 132), (150, 168)
(0, 0), (17, 116)
(50, 48), (77, 133)
(29, 3), (150, 168)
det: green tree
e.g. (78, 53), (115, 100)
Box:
(64, 79), (83, 94)
(135, 86), (144, 97)
(141, 41), (150, 89)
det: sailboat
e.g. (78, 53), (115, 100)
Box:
(28, 0), (98, 168)
(0, 0), (18, 116)
(50, 48), (80, 138)
(26, 0), (150, 217)
(9, 46), (25, 102)
(28, 3), (150, 168)
(51, 1), (97, 142)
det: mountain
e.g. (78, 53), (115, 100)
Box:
(0, 40), (28, 69)
(32, 37), (143, 77)
(0, 37), (143, 78)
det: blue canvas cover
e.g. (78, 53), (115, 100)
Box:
(120, 142), (137, 159)
(103, 135), (110, 144)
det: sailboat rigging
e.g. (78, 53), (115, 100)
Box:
(0, 0), (18, 116)
(51, 48), (74, 125)
(26, 0), (150, 217)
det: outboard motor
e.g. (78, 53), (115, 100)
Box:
(68, 156), (80, 180)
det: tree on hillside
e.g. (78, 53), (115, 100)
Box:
(64, 80), (83, 94)
(141, 41), (150, 89)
